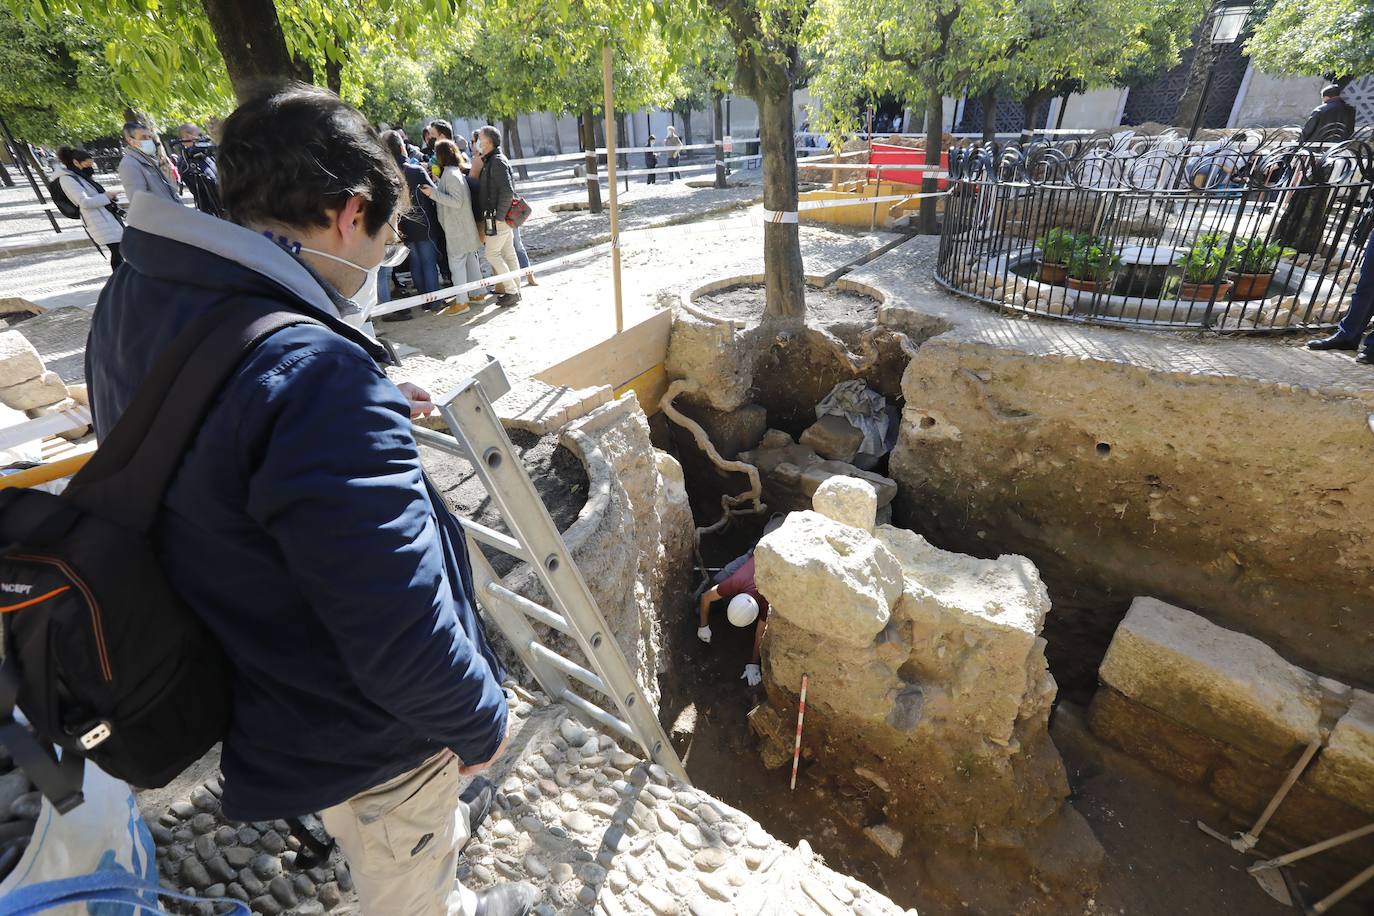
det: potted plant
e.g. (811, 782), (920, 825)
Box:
(1065, 240), (1120, 292)
(1229, 237), (1295, 299)
(1035, 228), (1077, 284)
(1177, 233), (1236, 301)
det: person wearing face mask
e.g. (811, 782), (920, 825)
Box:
(472, 125), (521, 306)
(380, 128), (445, 321)
(56, 146), (124, 269)
(116, 122), (182, 205)
(85, 83), (537, 916)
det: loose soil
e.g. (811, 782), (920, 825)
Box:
(421, 428), (588, 577)
(655, 508), (1323, 916)
(693, 283), (880, 323)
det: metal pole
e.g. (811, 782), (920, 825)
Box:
(0, 113), (46, 204)
(601, 44), (624, 335)
(1187, 56), (1219, 141)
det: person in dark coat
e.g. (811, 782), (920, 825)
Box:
(646, 134), (658, 185)
(1300, 85), (1357, 144)
(379, 129), (444, 321)
(86, 84), (536, 916)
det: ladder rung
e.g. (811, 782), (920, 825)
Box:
(485, 582), (572, 634)
(558, 688), (636, 743)
(530, 642), (607, 695)
(458, 518), (531, 562)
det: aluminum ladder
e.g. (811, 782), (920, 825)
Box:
(411, 359), (688, 783)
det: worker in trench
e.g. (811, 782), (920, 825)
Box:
(697, 515), (789, 686)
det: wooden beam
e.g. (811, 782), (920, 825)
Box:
(613, 363), (669, 415)
(536, 309), (672, 394)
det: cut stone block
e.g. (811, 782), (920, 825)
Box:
(799, 461), (896, 508)
(0, 370), (68, 411)
(1309, 689), (1374, 816)
(1098, 597), (1322, 760)
(0, 331), (45, 388)
(799, 415), (864, 463)
(754, 511), (902, 648)
(495, 378), (611, 435)
(66, 382), (88, 407)
(26, 398), (89, 441)
(812, 476), (877, 532)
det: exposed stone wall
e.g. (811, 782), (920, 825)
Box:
(889, 337), (1374, 692)
(747, 502), (1101, 897)
(1090, 597), (1374, 866)
(0, 329), (87, 440)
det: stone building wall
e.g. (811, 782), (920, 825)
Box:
(889, 336), (1374, 693)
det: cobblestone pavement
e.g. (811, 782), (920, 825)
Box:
(143, 690), (913, 916)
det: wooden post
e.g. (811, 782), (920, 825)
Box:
(602, 44), (624, 335)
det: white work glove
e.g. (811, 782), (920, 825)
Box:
(696, 625), (712, 644)
(741, 663), (761, 687)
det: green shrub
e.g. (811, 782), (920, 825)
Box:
(1066, 241), (1120, 281)
(1232, 237), (1295, 274)
(1036, 227), (1079, 263)
(1178, 233), (1237, 283)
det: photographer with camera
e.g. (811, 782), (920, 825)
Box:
(56, 146), (124, 269)
(170, 123), (223, 217)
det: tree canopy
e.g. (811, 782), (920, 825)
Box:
(1246, 0), (1374, 80)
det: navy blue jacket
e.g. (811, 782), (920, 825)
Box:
(85, 193), (507, 821)
(397, 156), (438, 242)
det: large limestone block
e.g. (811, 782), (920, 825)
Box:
(0, 371), (68, 411)
(799, 415), (863, 463)
(754, 511), (902, 648)
(0, 331), (45, 388)
(878, 526), (1053, 743)
(664, 308), (752, 412)
(1098, 597), (1322, 760)
(1309, 690), (1374, 815)
(812, 476), (877, 532)
(799, 461), (896, 508)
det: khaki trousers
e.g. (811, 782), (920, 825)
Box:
(483, 222), (520, 295)
(320, 751), (477, 916)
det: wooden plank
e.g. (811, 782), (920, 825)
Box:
(0, 451), (93, 490)
(613, 363), (669, 415)
(536, 309), (672, 393)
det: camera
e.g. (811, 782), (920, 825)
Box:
(169, 137), (222, 218)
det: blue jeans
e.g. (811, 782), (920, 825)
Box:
(406, 239), (441, 294)
(376, 266), (392, 304)
(1336, 229), (1374, 347)
(513, 227), (530, 270)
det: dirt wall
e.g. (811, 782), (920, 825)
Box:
(889, 338), (1374, 694)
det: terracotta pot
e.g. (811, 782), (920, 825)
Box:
(1065, 276), (1102, 292)
(1179, 279), (1233, 301)
(1038, 261), (1068, 284)
(1230, 272), (1274, 300)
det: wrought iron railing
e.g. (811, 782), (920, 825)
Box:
(936, 128), (1374, 331)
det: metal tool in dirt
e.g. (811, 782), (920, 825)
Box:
(1245, 823), (1374, 913)
(412, 358), (688, 783)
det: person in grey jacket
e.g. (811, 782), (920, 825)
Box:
(474, 125), (521, 306)
(117, 122), (181, 205)
(57, 146), (124, 268)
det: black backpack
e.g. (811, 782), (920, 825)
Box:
(47, 175), (81, 219)
(0, 303), (319, 810)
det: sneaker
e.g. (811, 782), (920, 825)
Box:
(1357, 349), (1374, 365)
(473, 882), (539, 916)
(439, 299), (471, 317)
(380, 308), (414, 322)
(496, 293), (522, 307)
(468, 293), (488, 303)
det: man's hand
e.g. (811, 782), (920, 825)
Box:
(697, 625), (712, 644)
(459, 725), (510, 777)
(741, 664), (761, 687)
(397, 382), (437, 420)
(419, 185), (434, 198)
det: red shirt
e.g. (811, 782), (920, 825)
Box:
(717, 555), (769, 620)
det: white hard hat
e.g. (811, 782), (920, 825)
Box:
(727, 593), (760, 628)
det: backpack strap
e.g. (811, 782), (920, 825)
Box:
(64, 302), (322, 532)
(0, 663), (84, 814)
(0, 869), (251, 915)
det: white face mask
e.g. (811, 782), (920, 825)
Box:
(298, 247), (378, 299)
(300, 241), (407, 303)
(137, 139), (156, 156)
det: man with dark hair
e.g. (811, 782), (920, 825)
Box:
(86, 83), (536, 916)
(429, 118), (455, 142)
(380, 128), (445, 320)
(1300, 84), (1357, 144)
(473, 125), (521, 306)
(117, 122), (180, 205)
(172, 122), (222, 217)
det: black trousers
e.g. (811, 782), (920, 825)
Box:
(107, 243), (122, 270)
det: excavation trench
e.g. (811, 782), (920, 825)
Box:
(649, 278), (1372, 915)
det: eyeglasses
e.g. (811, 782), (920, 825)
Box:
(386, 218), (402, 245)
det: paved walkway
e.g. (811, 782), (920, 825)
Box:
(140, 689), (913, 916)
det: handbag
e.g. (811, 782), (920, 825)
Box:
(505, 196), (531, 228)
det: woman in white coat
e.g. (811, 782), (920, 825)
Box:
(57, 147), (124, 269)
(420, 138), (485, 316)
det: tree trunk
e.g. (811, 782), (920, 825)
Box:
(712, 91), (727, 189)
(1175, 31), (1218, 132)
(616, 113), (629, 172)
(679, 107), (694, 146)
(1021, 88), (1054, 140)
(920, 87), (943, 235)
(507, 116), (529, 180)
(199, 0), (308, 102)
(552, 114), (563, 155)
(980, 86), (998, 144)
(758, 83), (805, 318)
(580, 110), (603, 213)
(325, 56), (343, 96)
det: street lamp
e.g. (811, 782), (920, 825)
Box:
(1187, 2), (1252, 140)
